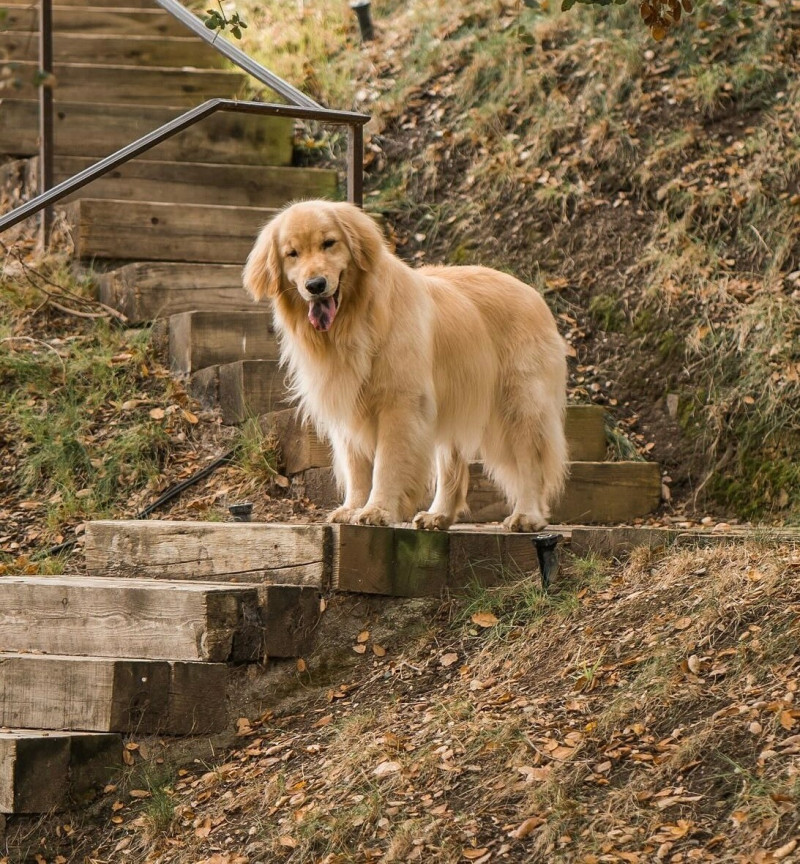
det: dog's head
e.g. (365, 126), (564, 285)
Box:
(243, 200), (385, 333)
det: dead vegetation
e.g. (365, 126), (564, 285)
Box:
(7, 540), (800, 863)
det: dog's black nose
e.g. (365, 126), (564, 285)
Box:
(305, 276), (328, 296)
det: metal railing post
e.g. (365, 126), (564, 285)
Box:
(38, 0), (55, 246)
(347, 123), (364, 208)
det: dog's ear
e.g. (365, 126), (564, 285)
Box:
(332, 203), (386, 273)
(243, 217), (282, 302)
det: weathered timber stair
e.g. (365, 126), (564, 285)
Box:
(0, 0), (342, 817)
(0, 0), (664, 822)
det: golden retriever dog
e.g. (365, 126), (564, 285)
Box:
(243, 200), (568, 531)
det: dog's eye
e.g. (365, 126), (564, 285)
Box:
(286, 250), (298, 258)
(322, 239), (336, 250)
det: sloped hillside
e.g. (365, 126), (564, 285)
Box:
(8, 540), (800, 862)
(241, 0), (800, 523)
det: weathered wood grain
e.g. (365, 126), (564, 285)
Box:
(83, 520), (330, 588)
(44, 156), (338, 207)
(331, 524), (541, 596)
(6, 61), (246, 106)
(263, 410), (332, 475)
(564, 404), (607, 462)
(3, 6), (190, 36)
(298, 460), (662, 524)
(67, 199), (276, 263)
(0, 653), (227, 734)
(1, 100), (294, 164)
(267, 405), (607, 476)
(169, 309), (278, 374)
(0, 31), (227, 66)
(98, 262), (253, 322)
(0, 730), (121, 814)
(218, 360), (291, 424)
(467, 461), (663, 525)
(0, 575), (263, 662)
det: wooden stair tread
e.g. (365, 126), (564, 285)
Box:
(0, 652), (228, 734)
(97, 261), (254, 321)
(67, 198), (278, 263)
(169, 309), (278, 373)
(0, 31), (229, 66)
(0, 729), (121, 814)
(0, 574), (265, 662)
(2, 100), (294, 164)
(260, 401), (607, 467)
(296, 460), (662, 526)
(43, 156), (337, 208)
(84, 520), (330, 585)
(3, 6), (191, 36)
(6, 61), (247, 107)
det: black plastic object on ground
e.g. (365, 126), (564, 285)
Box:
(531, 532), (562, 590)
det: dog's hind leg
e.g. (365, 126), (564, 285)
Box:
(413, 446), (470, 531)
(482, 407), (567, 533)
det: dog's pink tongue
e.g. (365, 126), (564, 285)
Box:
(308, 296), (337, 332)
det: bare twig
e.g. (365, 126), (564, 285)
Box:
(1, 240), (128, 323)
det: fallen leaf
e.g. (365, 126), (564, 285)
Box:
(440, 652), (459, 667)
(296, 658), (307, 673)
(357, 630), (370, 643)
(674, 616), (692, 630)
(471, 612), (499, 628)
(462, 849), (490, 860)
(372, 643), (387, 657)
(353, 644), (367, 654)
(195, 816), (212, 838)
(509, 816), (545, 838)
(129, 789), (151, 799)
(149, 407), (165, 420)
(374, 760), (402, 777)
(182, 409), (199, 424)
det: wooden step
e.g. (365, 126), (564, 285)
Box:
(169, 309), (279, 374)
(332, 524), (540, 596)
(0, 730), (121, 814)
(3, 6), (190, 36)
(190, 360), (291, 423)
(81, 520), (541, 598)
(98, 262), (254, 321)
(0, 575), (264, 662)
(298, 460), (662, 525)
(84, 521), (330, 587)
(42, 156), (337, 207)
(261, 404), (607, 473)
(0, 652), (227, 734)
(66, 198), (275, 263)
(1, 100), (294, 164)
(0, 32), (228, 66)
(7, 61), (247, 107)
(4, 0), (155, 8)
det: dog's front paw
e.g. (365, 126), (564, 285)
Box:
(355, 505), (392, 526)
(412, 511), (453, 531)
(503, 511), (547, 533)
(328, 506), (360, 524)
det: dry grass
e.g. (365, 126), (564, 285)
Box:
(13, 540), (794, 863)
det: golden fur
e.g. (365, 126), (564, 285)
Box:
(243, 200), (568, 530)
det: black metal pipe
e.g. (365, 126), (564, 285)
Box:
(154, 0), (322, 110)
(351, 1), (375, 41)
(38, 0), (54, 245)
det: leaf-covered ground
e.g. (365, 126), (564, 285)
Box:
(6, 540), (800, 863)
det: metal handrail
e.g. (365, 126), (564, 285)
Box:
(153, 0), (321, 110)
(0, 99), (370, 234)
(6, 0), (368, 239)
